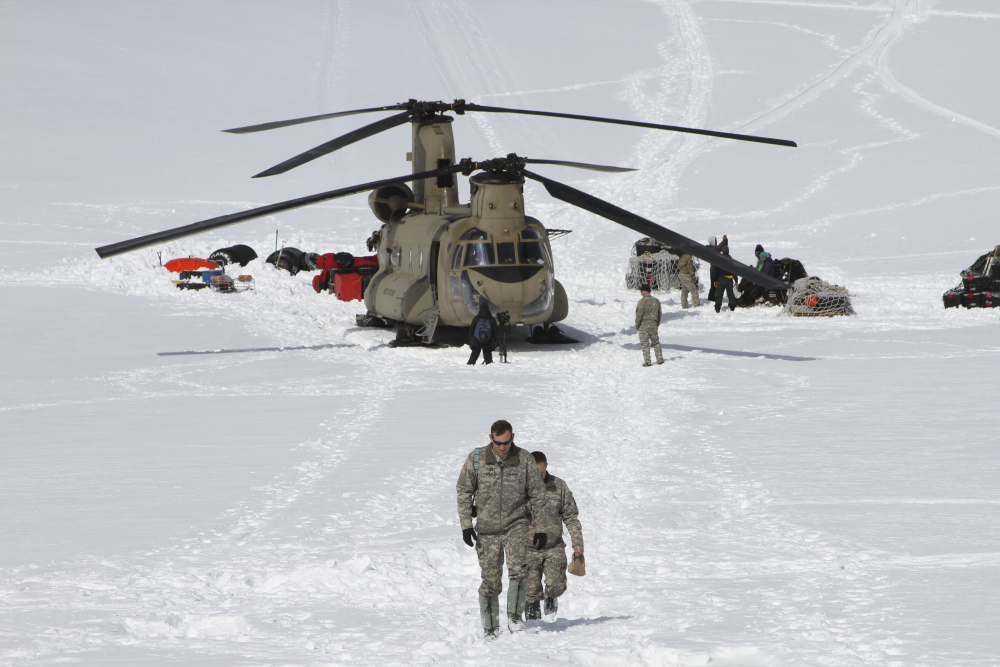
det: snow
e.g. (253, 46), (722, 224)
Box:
(2, 1), (998, 665)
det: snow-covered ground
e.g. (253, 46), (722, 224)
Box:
(2, 1), (998, 665)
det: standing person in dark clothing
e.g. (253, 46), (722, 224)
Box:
(712, 246), (738, 313)
(706, 237), (717, 303)
(468, 301), (498, 365)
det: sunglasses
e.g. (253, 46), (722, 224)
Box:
(491, 435), (514, 446)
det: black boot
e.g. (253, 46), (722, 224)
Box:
(525, 600), (541, 620)
(544, 595), (558, 616)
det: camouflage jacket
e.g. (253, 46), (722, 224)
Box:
(635, 294), (662, 329)
(457, 444), (546, 536)
(678, 254), (695, 275)
(527, 473), (583, 551)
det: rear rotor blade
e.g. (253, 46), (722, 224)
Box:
(465, 103), (797, 149)
(222, 104), (405, 134)
(252, 110), (412, 178)
(95, 164), (462, 259)
(525, 159), (636, 173)
(523, 170), (789, 290)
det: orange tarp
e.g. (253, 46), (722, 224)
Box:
(164, 258), (220, 273)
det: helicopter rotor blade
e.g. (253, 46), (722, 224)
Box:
(523, 169), (789, 290)
(95, 164), (462, 259)
(222, 104), (406, 134)
(524, 159), (636, 173)
(251, 110), (412, 178)
(464, 103), (797, 149)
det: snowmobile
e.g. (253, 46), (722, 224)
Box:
(943, 245), (1000, 309)
(624, 237), (700, 292)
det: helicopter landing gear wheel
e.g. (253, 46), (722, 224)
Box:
(389, 323), (421, 348)
(527, 323), (579, 345)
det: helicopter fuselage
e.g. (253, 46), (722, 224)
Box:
(362, 116), (567, 332)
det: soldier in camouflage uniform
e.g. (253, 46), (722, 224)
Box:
(456, 420), (547, 637)
(677, 253), (700, 308)
(635, 284), (664, 366)
(524, 451), (583, 620)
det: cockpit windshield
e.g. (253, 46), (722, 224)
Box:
(464, 242), (495, 266)
(519, 241), (545, 265)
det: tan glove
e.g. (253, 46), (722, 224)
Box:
(568, 552), (586, 577)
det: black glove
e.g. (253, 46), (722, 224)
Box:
(463, 527), (478, 547)
(532, 532), (547, 549)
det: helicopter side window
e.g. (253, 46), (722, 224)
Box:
(460, 227), (488, 241)
(419, 249), (424, 271)
(497, 242), (516, 265)
(408, 248), (413, 270)
(464, 242), (495, 267)
(519, 241), (545, 265)
(451, 245), (464, 270)
(390, 248), (401, 268)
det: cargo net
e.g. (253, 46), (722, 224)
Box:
(626, 251), (697, 292)
(783, 277), (854, 317)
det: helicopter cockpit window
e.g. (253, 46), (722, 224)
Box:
(460, 228), (489, 241)
(497, 242), (516, 265)
(451, 245), (464, 270)
(521, 227), (543, 240)
(519, 241), (545, 265)
(464, 242), (495, 266)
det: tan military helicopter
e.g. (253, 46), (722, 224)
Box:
(96, 99), (794, 344)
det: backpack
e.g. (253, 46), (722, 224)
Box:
(473, 317), (493, 343)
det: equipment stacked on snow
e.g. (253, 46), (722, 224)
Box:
(737, 258), (808, 307)
(311, 252), (380, 301)
(266, 247), (319, 275)
(208, 244), (258, 267)
(625, 237), (699, 292)
(783, 277), (854, 317)
(942, 245), (1000, 309)
(165, 250), (255, 293)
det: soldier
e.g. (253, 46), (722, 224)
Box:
(711, 245), (738, 313)
(524, 451), (583, 621)
(635, 284), (664, 366)
(456, 420), (547, 637)
(706, 237), (718, 303)
(677, 252), (700, 308)
(467, 300), (498, 365)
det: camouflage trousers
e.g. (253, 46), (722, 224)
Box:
(679, 273), (700, 308)
(525, 546), (568, 602)
(638, 325), (663, 364)
(475, 522), (529, 597)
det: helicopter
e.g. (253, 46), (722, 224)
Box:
(95, 99), (795, 344)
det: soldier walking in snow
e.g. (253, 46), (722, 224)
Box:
(635, 284), (664, 366)
(467, 300), (498, 365)
(456, 420), (547, 637)
(524, 451), (583, 620)
(677, 252), (700, 308)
